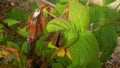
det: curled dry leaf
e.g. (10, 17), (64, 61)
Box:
(27, 10), (39, 39)
(38, 4), (47, 35)
(56, 48), (65, 57)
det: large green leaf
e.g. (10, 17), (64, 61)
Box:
(93, 25), (117, 62)
(46, 18), (78, 47)
(89, 5), (118, 25)
(70, 30), (101, 68)
(69, 0), (89, 31)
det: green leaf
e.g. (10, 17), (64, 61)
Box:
(89, 5), (118, 25)
(93, 25), (117, 62)
(21, 42), (27, 53)
(22, 13), (29, 20)
(78, 0), (88, 5)
(58, 0), (68, 4)
(29, 2), (38, 11)
(103, 0), (115, 5)
(54, 3), (66, 14)
(52, 63), (63, 68)
(63, 29), (78, 47)
(35, 39), (45, 54)
(7, 41), (20, 50)
(48, 42), (58, 49)
(70, 30), (101, 68)
(5, 8), (29, 20)
(0, 34), (3, 41)
(55, 56), (71, 66)
(0, 30), (3, 41)
(69, 0), (89, 31)
(18, 26), (28, 37)
(46, 18), (78, 47)
(46, 18), (70, 32)
(3, 18), (19, 26)
(47, 0), (58, 4)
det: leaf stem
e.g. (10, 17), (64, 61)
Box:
(0, 20), (26, 41)
(44, 10), (57, 18)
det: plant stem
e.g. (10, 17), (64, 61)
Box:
(93, 21), (119, 32)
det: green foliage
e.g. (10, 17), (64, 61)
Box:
(46, 19), (78, 47)
(93, 25), (117, 62)
(91, 5), (118, 63)
(54, 3), (66, 14)
(58, 0), (68, 4)
(7, 41), (20, 51)
(3, 18), (19, 26)
(89, 5), (118, 25)
(69, 0), (89, 31)
(48, 42), (58, 49)
(78, 0), (88, 5)
(0, 29), (3, 41)
(35, 39), (45, 54)
(47, 0), (58, 4)
(5, 8), (29, 21)
(103, 0), (115, 5)
(51, 63), (63, 68)
(21, 42), (28, 53)
(0, 0), (119, 67)
(70, 30), (100, 68)
(46, 1), (101, 67)
(29, 2), (38, 11)
(18, 26), (28, 37)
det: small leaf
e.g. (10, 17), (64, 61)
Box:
(21, 42), (27, 53)
(7, 41), (20, 51)
(3, 18), (19, 26)
(35, 39), (45, 54)
(18, 26), (28, 37)
(54, 3), (66, 14)
(48, 42), (58, 49)
(29, 2), (38, 11)
(56, 48), (65, 57)
(52, 63), (63, 68)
